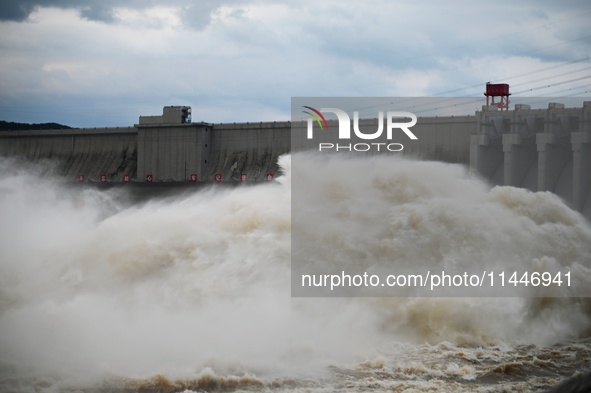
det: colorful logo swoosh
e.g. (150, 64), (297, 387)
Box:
(302, 106), (329, 129)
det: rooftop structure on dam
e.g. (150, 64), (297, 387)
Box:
(138, 106), (192, 125)
(0, 100), (590, 219)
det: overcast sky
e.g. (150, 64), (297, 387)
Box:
(0, 0), (590, 127)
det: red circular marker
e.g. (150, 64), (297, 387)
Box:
(190, 174), (198, 182)
(240, 174), (247, 182)
(265, 173), (273, 181)
(146, 174), (153, 182)
(215, 174), (222, 182)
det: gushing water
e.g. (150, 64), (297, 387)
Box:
(0, 154), (590, 392)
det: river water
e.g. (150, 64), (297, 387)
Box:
(0, 154), (590, 392)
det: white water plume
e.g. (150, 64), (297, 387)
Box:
(0, 154), (590, 391)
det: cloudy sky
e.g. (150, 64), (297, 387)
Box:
(0, 0), (590, 127)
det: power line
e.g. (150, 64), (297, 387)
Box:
(508, 65), (591, 88)
(512, 75), (591, 95)
(432, 57), (591, 96)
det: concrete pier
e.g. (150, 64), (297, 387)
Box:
(137, 123), (211, 182)
(470, 101), (591, 219)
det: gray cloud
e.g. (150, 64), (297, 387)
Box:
(178, 1), (233, 29)
(0, 1), (39, 21)
(0, 0), (589, 127)
(0, 0), (227, 25)
(0, 0), (155, 22)
(79, 4), (116, 23)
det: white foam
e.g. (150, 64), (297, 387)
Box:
(0, 153), (590, 388)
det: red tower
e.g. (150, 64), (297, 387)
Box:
(484, 83), (510, 110)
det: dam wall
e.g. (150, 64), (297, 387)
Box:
(470, 101), (591, 219)
(0, 116), (473, 183)
(0, 103), (589, 219)
(399, 116), (473, 163)
(204, 121), (291, 182)
(137, 123), (210, 182)
(0, 127), (137, 181)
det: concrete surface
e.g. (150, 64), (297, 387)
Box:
(0, 103), (589, 220)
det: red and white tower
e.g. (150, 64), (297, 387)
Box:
(484, 82), (510, 111)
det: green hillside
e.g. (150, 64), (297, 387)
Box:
(0, 121), (73, 131)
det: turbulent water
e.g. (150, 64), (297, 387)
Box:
(0, 154), (590, 393)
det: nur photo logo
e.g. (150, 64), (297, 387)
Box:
(302, 105), (418, 152)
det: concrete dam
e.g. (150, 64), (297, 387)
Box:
(0, 102), (590, 220)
